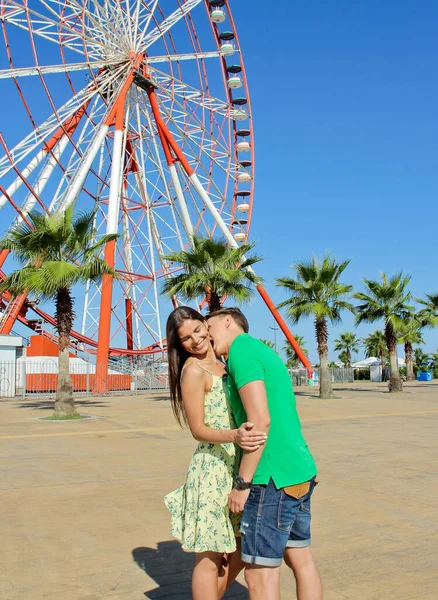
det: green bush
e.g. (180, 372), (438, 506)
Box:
(354, 369), (370, 381)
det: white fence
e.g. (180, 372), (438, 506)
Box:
(0, 359), (354, 399)
(289, 367), (354, 386)
(0, 358), (169, 398)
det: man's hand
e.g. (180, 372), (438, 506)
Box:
(235, 422), (267, 451)
(228, 488), (250, 513)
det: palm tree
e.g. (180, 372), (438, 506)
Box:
(414, 347), (429, 374)
(161, 236), (262, 311)
(337, 350), (349, 367)
(333, 332), (360, 368)
(0, 207), (117, 416)
(283, 335), (308, 369)
(429, 351), (438, 376)
(397, 313), (424, 381)
(417, 293), (438, 327)
(363, 330), (387, 381)
(354, 272), (412, 392)
(276, 254), (354, 399)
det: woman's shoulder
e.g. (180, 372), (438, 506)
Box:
(181, 361), (208, 381)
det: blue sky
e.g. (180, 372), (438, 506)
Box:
(228, 0), (438, 362)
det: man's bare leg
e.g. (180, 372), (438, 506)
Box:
(244, 564), (281, 600)
(284, 547), (323, 600)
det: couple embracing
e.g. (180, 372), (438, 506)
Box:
(164, 306), (322, 600)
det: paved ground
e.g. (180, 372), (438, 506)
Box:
(0, 381), (437, 600)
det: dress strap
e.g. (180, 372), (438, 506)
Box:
(181, 360), (214, 377)
(196, 363), (214, 376)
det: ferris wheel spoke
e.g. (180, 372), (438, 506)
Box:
(156, 97), (236, 205)
(12, 136), (69, 227)
(1, 1), (91, 56)
(138, 0), (203, 53)
(94, 0), (134, 53)
(152, 66), (230, 115)
(134, 94), (185, 249)
(140, 79), (240, 210)
(47, 96), (108, 213)
(144, 86), (240, 247)
(0, 59), (124, 80)
(0, 72), (117, 181)
(140, 85), (235, 240)
(135, 0), (159, 48)
(133, 101), (175, 288)
(0, 99), (101, 214)
(56, 69), (138, 215)
(157, 90), (234, 173)
(146, 50), (222, 65)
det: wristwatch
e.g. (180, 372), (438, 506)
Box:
(233, 475), (252, 491)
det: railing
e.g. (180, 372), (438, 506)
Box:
(0, 359), (170, 398)
(329, 367), (354, 383)
(1, 359), (354, 399)
(289, 367), (354, 386)
(289, 369), (309, 387)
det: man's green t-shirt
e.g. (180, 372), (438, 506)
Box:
(227, 333), (317, 488)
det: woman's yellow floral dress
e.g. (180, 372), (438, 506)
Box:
(164, 371), (241, 553)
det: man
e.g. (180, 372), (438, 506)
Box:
(207, 308), (323, 600)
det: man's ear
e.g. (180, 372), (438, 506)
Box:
(224, 316), (232, 329)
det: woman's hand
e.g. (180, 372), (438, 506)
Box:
(234, 422), (267, 451)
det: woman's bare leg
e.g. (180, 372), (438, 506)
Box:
(218, 538), (245, 598)
(193, 551), (223, 600)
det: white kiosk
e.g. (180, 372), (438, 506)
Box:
(0, 335), (23, 397)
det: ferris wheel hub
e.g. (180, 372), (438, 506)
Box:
(133, 71), (158, 92)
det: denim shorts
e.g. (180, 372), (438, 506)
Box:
(240, 477), (317, 567)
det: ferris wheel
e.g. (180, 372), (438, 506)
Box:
(0, 0), (309, 389)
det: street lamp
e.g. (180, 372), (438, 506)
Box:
(269, 325), (279, 352)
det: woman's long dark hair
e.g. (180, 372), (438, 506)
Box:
(166, 306), (206, 427)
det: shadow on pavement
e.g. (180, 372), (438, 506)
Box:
(14, 398), (110, 410)
(146, 394), (170, 402)
(132, 541), (248, 599)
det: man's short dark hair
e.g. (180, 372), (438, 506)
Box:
(207, 307), (249, 333)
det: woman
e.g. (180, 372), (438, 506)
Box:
(164, 306), (266, 600)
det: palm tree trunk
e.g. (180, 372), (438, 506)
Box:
(347, 348), (351, 369)
(54, 287), (76, 415)
(207, 289), (222, 312)
(315, 317), (333, 398)
(380, 350), (386, 382)
(405, 341), (414, 381)
(385, 322), (402, 392)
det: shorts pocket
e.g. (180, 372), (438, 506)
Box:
(300, 503), (311, 514)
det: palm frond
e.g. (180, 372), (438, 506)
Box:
(161, 235), (262, 307)
(0, 207), (118, 308)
